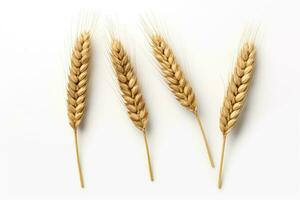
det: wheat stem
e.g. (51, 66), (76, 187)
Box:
(110, 39), (153, 181)
(73, 128), (84, 188)
(218, 135), (227, 189)
(143, 130), (154, 181)
(194, 112), (215, 168)
(150, 34), (214, 168)
(218, 42), (256, 188)
(67, 32), (90, 188)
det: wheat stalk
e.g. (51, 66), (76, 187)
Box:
(218, 42), (256, 189)
(110, 39), (154, 181)
(150, 34), (214, 168)
(67, 31), (91, 188)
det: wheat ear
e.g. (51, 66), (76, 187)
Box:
(218, 42), (256, 189)
(150, 34), (214, 168)
(67, 32), (91, 188)
(110, 39), (154, 181)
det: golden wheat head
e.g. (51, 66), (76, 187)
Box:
(219, 42), (256, 135)
(67, 32), (91, 130)
(110, 39), (148, 132)
(151, 34), (197, 113)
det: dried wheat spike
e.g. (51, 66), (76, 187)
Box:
(66, 32), (91, 188)
(67, 32), (91, 130)
(110, 39), (153, 181)
(150, 34), (215, 168)
(150, 34), (214, 168)
(151, 34), (197, 113)
(219, 42), (256, 135)
(218, 42), (256, 189)
(110, 40), (148, 131)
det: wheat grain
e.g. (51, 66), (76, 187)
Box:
(151, 35), (197, 113)
(67, 31), (91, 188)
(219, 42), (256, 135)
(150, 34), (214, 168)
(110, 40), (148, 131)
(110, 39), (153, 181)
(218, 42), (256, 189)
(67, 32), (91, 129)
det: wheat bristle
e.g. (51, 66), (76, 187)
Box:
(151, 34), (197, 113)
(110, 39), (148, 131)
(67, 32), (91, 130)
(219, 42), (256, 135)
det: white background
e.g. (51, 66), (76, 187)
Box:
(0, 0), (299, 199)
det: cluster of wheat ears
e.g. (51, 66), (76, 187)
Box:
(66, 29), (256, 189)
